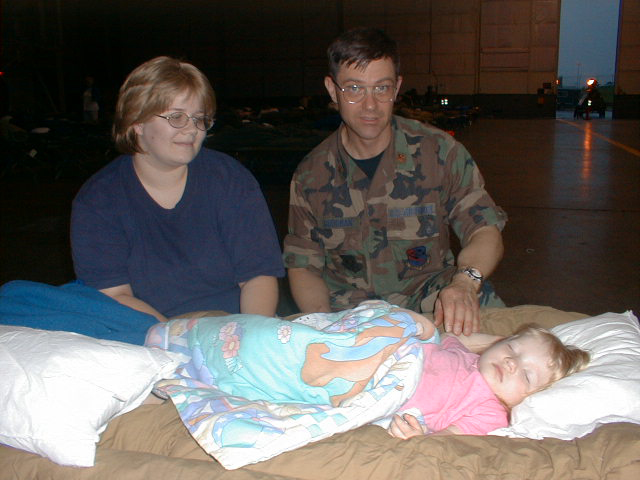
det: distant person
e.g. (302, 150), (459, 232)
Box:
(0, 73), (9, 118)
(283, 27), (507, 336)
(82, 76), (101, 124)
(71, 57), (284, 321)
(574, 78), (606, 120)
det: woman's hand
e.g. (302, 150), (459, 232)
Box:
(100, 284), (168, 322)
(387, 414), (428, 439)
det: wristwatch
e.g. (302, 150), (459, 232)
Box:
(456, 266), (483, 283)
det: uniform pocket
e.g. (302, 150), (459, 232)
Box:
(326, 249), (368, 281)
(387, 203), (439, 240)
(386, 203), (441, 280)
(390, 238), (439, 280)
(318, 217), (368, 282)
(318, 216), (360, 250)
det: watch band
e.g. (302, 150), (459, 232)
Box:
(457, 267), (483, 283)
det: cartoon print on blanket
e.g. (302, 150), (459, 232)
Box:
(144, 300), (429, 469)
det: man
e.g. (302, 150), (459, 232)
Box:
(283, 27), (507, 335)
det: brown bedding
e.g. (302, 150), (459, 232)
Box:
(2, 305), (639, 479)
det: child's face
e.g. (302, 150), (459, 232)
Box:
(478, 333), (555, 408)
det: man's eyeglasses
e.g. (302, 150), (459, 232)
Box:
(155, 112), (215, 131)
(332, 78), (397, 104)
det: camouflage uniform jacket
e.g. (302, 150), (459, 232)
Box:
(283, 115), (507, 311)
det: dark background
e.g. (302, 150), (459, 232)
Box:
(2, 1), (638, 317)
(3, 0), (345, 120)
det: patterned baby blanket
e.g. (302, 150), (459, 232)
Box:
(145, 301), (427, 469)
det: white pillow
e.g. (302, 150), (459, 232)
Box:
(491, 311), (640, 440)
(0, 325), (183, 467)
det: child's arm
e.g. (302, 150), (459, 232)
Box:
(387, 413), (428, 439)
(387, 414), (463, 439)
(444, 332), (504, 353)
(391, 308), (436, 341)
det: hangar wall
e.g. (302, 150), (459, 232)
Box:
(209, 0), (563, 116)
(614, 0), (640, 118)
(4, 0), (639, 117)
(336, 0), (562, 116)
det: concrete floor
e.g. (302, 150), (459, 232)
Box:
(451, 115), (639, 316)
(1, 116), (638, 317)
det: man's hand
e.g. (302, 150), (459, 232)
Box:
(435, 225), (504, 335)
(433, 276), (480, 336)
(387, 414), (428, 439)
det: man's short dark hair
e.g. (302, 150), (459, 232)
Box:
(327, 27), (400, 79)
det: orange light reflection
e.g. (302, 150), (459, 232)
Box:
(581, 122), (592, 182)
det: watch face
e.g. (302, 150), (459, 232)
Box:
(461, 267), (483, 281)
(468, 267), (482, 278)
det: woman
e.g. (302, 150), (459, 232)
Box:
(71, 56), (284, 322)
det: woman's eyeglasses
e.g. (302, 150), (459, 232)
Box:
(154, 112), (215, 131)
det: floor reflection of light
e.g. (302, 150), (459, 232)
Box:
(581, 121), (592, 181)
(553, 118), (603, 207)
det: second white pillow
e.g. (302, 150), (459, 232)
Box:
(0, 325), (183, 467)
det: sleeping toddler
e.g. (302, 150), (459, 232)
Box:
(386, 307), (590, 437)
(144, 300), (590, 437)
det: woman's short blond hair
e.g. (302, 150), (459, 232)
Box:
(112, 56), (216, 154)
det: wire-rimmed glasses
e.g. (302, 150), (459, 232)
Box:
(154, 112), (215, 131)
(331, 78), (397, 104)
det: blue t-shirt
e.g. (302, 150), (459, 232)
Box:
(71, 148), (284, 317)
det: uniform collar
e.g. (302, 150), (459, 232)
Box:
(391, 115), (415, 172)
(335, 116), (415, 182)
